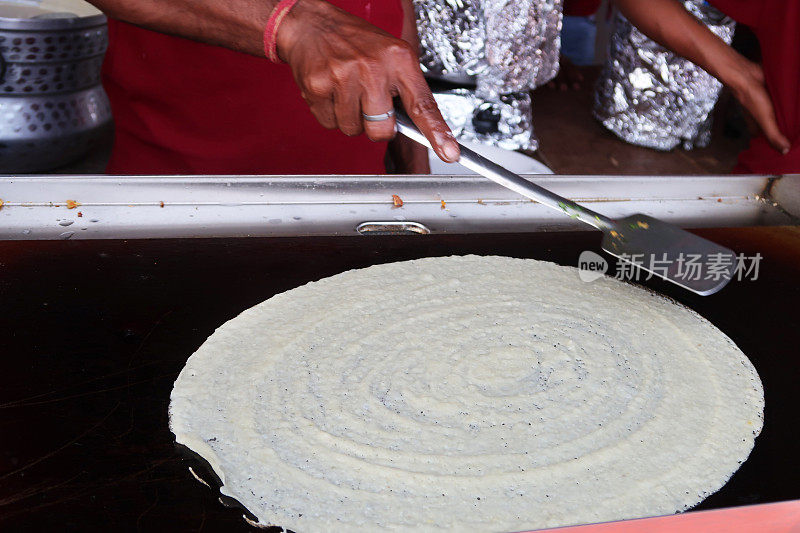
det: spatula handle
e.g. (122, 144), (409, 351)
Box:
(395, 110), (613, 230)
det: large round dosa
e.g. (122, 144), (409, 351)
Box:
(170, 256), (764, 532)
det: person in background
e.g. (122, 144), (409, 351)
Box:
(91, 0), (459, 175)
(593, 1), (735, 152)
(617, 0), (798, 174)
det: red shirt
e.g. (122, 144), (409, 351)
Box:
(710, 0), (800, 174)
(563, 0), (602, 17)
(102, 0), (403, 175)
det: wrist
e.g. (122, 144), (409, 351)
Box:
(263, 0), (301, 63)
(275, 0), (328, 62)
(718, 54), (759, 97)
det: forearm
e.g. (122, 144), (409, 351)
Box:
(87, 0), (278, 56)
(615, 0), (751, 92)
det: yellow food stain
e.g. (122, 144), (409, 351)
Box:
(66, 199), (80, 209)
(392, 194), (403, 208)
(637, 221), (649, 229)
(0, 198), (4, 210)
(440, 200), (446, 210)
(610, 230), (620, 239)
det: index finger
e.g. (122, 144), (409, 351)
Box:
(394, 64), (460, 163)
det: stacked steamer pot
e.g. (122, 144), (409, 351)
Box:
(0, 0), (111, 172)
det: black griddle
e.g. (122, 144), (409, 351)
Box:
(1, 228), (798, 532)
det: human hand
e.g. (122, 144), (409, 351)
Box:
(731, 61), (791, 154)
(276, 0), (460, 162)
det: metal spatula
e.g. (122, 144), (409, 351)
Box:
(395, 111), (736, 295)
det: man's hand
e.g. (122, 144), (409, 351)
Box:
(730, 61), (791, 154)
(277, 0), (460, 163)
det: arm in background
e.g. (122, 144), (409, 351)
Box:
(616, 0), (790, 154)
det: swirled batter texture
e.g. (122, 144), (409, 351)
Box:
(170, 256), (764, 532)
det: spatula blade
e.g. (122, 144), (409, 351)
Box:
(601, 214), (736, 296)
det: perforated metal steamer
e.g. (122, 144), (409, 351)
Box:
(0, 2), (111, 172)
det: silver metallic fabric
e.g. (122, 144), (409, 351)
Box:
(416, 0), (486, 78)
(593, 2), (736, 151)
(432, 89), (535, 150)
(415, 0), (563, 150)
(415, 0), (562, 89)
(478, 0), (562, 99)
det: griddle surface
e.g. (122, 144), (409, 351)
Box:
(1, 228), (798, 532)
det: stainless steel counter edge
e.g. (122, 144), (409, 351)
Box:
(0, 174), (797, 239)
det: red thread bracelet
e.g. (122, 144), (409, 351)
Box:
(264, 0), (300, 63)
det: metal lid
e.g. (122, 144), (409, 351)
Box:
(0, 0), (104, 30)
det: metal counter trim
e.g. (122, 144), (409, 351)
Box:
(0, 174), (797, 239)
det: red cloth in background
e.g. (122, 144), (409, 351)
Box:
(710, 0), (800, 174)
(563, 0), (602, 17)
(102, 0), (403, 175)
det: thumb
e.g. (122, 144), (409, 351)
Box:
(761, 119), (791, 155)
